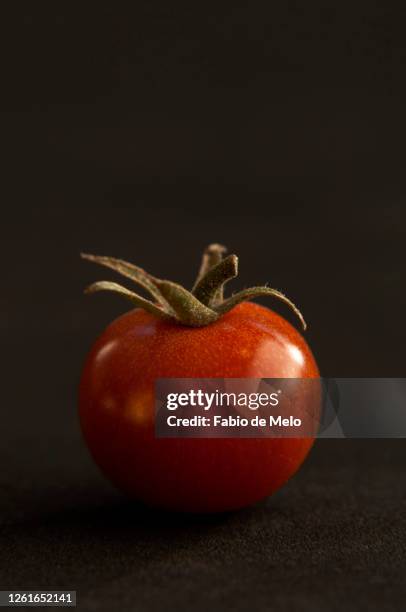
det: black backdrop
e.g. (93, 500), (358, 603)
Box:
(2, 5), (406, 611)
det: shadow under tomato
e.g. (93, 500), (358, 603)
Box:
(0, 484), (272, 588)
(1, 481), (268, 544)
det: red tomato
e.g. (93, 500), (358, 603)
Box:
(79, 301), (319, 512)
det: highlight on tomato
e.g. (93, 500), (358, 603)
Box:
(79, 244), (320, 512)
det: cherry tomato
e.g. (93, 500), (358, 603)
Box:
(79, 301), (319, 512)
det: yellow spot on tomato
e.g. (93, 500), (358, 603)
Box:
(124, 390), (154, 426)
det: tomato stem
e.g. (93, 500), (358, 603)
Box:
(82, 245), (307, 330)
(192, 254), (238, 307)
(192, 243), (227, 287)
(153, 280), (218, 326)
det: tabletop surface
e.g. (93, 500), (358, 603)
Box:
(1, 437), (405, 611)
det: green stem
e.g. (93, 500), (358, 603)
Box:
(192, 244), (227, 291)
(154, 280), (219, 327)
(192, 254), (238, 307)
(82, 244), (307, 332)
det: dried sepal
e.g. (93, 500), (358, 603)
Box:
(82, 244), (307, 331)
(81, 253), (169, 308)
(84, 281), (169, 320)
(215, 287), (306, 330)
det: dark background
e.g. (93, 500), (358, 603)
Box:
(2, 4), (406, 611)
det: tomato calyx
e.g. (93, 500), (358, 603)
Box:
(81, 244), (306, 330)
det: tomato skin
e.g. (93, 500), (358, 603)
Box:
(79, 302), (319, 512)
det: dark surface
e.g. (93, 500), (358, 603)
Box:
(2, 4), (406, 611)
(1, 440), (405, 612)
